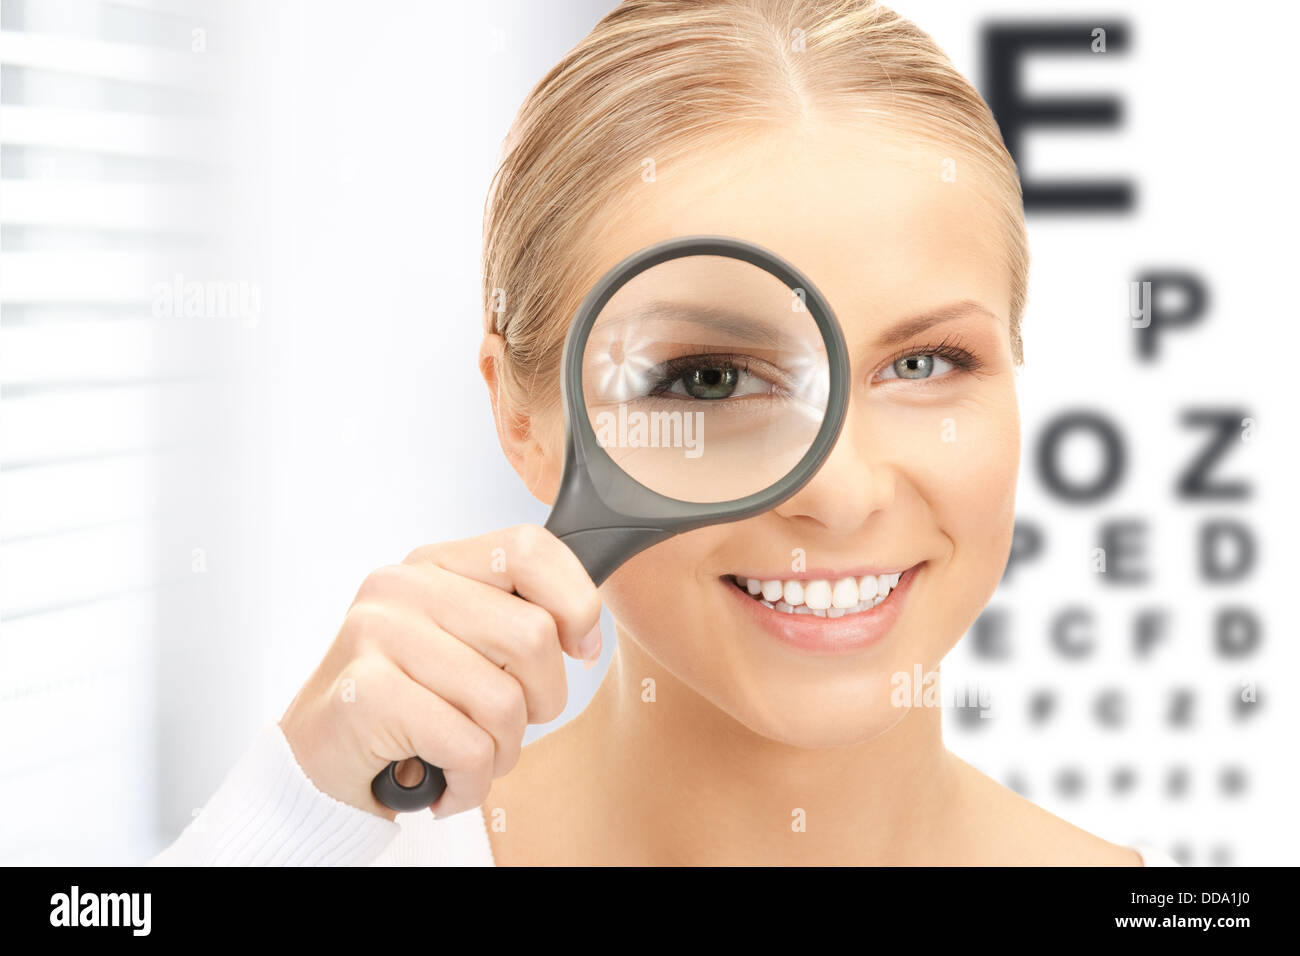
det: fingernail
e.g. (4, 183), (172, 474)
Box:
(578, 623), (602, 665)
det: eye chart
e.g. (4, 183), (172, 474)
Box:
(917, 1), (1297, 866)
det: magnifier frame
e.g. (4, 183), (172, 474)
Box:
(544, 234), (851, 584)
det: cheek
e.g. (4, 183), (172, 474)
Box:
(941, 400), (1018, 543)
(598, 525), (743, 683)
(602, 546), (671, 615)
(600, 529), (713, 645)
(884, 386), (1020, 621)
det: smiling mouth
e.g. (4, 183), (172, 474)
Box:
(726, 568), (913, 618)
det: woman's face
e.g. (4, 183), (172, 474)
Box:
(522, 119), (1020, 747)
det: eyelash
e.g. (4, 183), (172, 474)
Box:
(648, 354), (768, 394)
(875, 334), (983, 381)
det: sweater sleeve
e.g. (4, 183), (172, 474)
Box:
(147, 721), (400, 866)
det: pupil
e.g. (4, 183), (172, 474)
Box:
(897, 355), (932, 379)
(684, 366), (738, 399)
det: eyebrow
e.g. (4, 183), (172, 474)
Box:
(597, 301), (803, 349)
(873, 300), (998, 348)
(597, 298), (999, 352)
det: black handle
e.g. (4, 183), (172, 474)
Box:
(371, 757), (447, 812)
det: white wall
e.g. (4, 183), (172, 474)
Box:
(150, 0), (621, 855)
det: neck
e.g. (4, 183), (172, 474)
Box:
(570, 624), (962, 865)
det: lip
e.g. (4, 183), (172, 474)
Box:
(720, 563), (921, 656)
(730, 567), (908, 581)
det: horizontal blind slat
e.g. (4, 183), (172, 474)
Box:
(0, 105), (218, 159)
(0, 251), (199, 303)
(0, 381), (209, 465)
(0, 180), (217, 230)
(0, 29), (213, 88)
(0, 318), (227, 384)
(0, 591), (154, 691)
(0, 453), (160, 540)
(0, 519), (166, 617)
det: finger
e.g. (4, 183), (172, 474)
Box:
(350, 600), (534, 773)
(354, 561), (582, 687)
(362, 660), (497, 816)
(403, 525), (602, 658)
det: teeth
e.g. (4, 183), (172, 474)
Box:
(733, 570), (908, 616)
(831, 577), (858, 608)
(803, 580), (832, 610)
(782, 580), (804, 606)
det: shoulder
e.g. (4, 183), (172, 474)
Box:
(479, 723), (596, 866)
(1131, 843), (1181, 867)
(946, 753), (1144, 866)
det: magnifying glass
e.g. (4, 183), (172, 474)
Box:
(372, 235), (850, 812)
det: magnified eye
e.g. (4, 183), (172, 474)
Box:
(678, 366), (738, 399)
(650, 355), (785, 400)
(877, 352), (955, 381)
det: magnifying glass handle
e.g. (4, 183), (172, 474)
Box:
(372, 757), (447, 812)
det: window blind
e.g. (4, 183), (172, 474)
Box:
(0, 0), (222, 864)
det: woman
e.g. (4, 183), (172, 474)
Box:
(152, 0), (1177, 866)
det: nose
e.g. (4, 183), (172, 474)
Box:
(771, 396), (894, 533)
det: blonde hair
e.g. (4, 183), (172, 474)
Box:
(482, 0), (1028, 413)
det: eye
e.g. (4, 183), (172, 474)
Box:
(877, 352), (956, 381)
(666, 365), (770, 399)
(649, 355), (788, 401)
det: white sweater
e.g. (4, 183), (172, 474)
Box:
(148, 721), (1180, 867)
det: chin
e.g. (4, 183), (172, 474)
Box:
(611, 601), (931, 751)
(720, 687), (915, 749)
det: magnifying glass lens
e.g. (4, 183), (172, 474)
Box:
(581, 254), (830, 504)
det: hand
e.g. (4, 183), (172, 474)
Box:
(279, 524), (602, 821)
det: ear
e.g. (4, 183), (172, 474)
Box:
(479, 333), (562, 505)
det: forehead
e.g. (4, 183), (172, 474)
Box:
(578, 119), (1012, 340)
